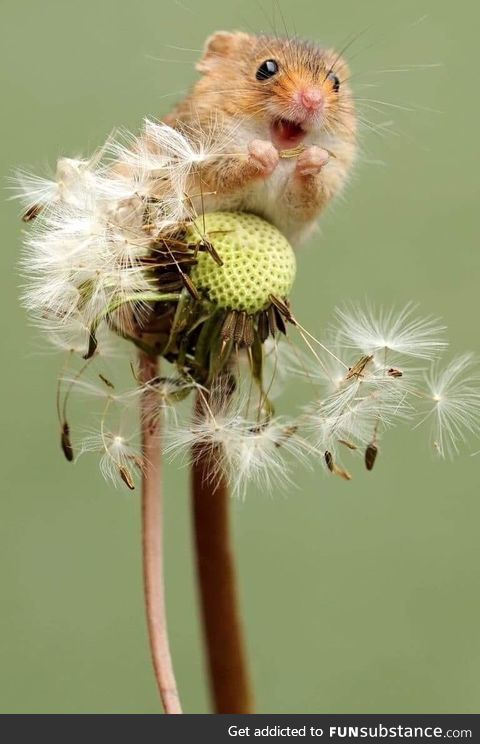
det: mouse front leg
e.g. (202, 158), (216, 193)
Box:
(202, 139), (279, 194)
(296, 145), (330, 177)
(247, 139), (279, 177)
(283, 146), (333, 222)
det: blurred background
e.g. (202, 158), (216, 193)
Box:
(1, 0), (479, 713)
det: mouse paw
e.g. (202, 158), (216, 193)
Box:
(296, 146), (329, 177)
(248, 140), (279, 177)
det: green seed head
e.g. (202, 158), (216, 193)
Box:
(187, 212), (296, 314)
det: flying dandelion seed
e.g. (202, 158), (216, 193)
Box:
(416, 354), (480, 459)
(335, 302), (448, 361)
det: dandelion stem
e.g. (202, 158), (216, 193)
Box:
(191, 393), (254, 713)
(139, 351), (182, 714)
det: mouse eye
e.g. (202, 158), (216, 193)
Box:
(256, 59), (279, 81)
(326, 71), (340, 93)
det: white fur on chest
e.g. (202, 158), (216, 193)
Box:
(224, 121), (299, 228)
(206, 120), (342, 242)
(244, 158), (294, 220)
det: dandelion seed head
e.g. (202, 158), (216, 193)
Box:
(16, 114), (480, 494)
(188, 211), (296, 314)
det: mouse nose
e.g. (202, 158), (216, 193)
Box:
(300, 88), (324, 112)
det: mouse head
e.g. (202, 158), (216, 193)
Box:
(196, 31), (355, 148)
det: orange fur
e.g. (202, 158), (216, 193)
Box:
(162, 31), (357, 244)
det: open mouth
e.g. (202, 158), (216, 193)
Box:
(270, 118), (307, 150)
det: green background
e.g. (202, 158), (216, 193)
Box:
(1, 0), (479, 714)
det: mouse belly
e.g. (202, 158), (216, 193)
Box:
(240, 163), (318, 244)
(193, 160), (320, 245)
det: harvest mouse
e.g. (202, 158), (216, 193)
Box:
(162, 31), (357, 244)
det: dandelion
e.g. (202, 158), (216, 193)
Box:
(16, 114), (480, 714)
(16, 117), (480, 487)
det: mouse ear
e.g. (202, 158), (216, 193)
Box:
(196, 31), (250, 73)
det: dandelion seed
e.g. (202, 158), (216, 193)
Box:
(387, 367), (403, 378)
(82, 429), (142, 488)
(365, 442), (378, 471)
(324, 450), (351, 480)
(33, 314), (117, 357)
(333, 463), (352, 481)
(119, 465), (135, 490)
(110, 117), (234, 221)
(305, 349), (412, 449)
(61, 422), (74, 462)
(345, 354), (374, 380)
(225, 419), (308, 498)
(338, 439), (358, 450)
(324, 450), (334, 471)
(418, 353), (480, 458)
(10, 169), (58, 217)
(166, 385), (306, 497)
(335, 303), (447, 361)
